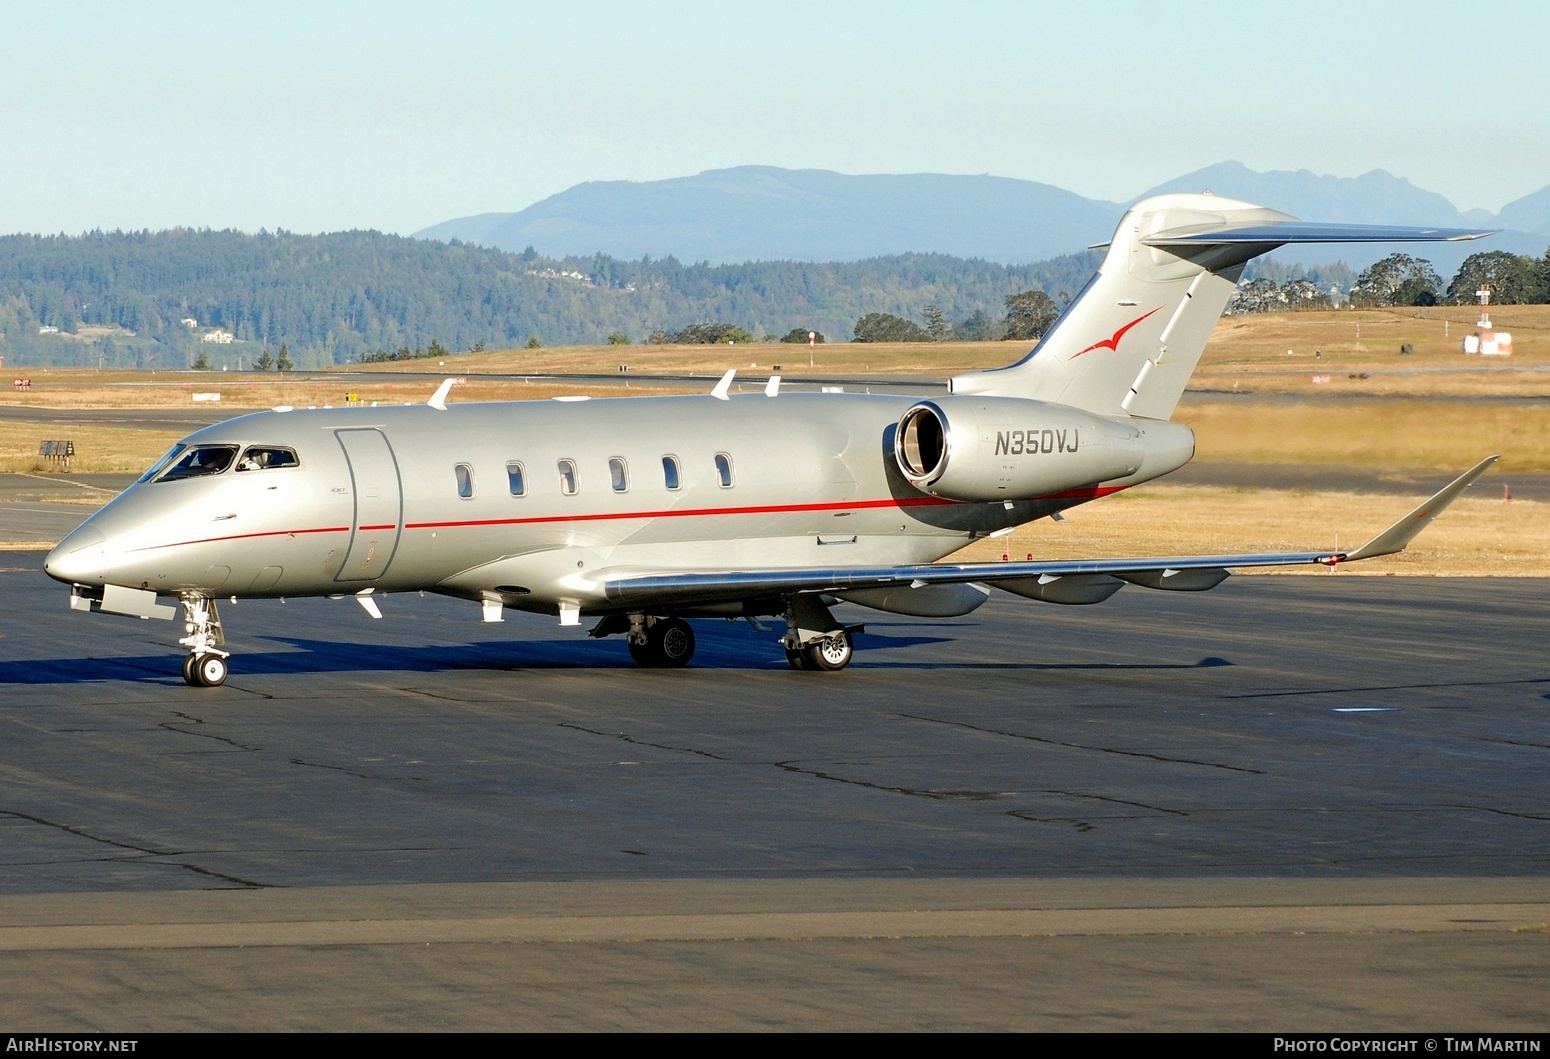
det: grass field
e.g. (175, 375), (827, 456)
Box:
(2, 308), (1545, 574)
(952, 485), (1546, 577)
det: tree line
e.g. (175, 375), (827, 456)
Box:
(1229, 250), (1550, 313)
(0, 227), (1101, 368)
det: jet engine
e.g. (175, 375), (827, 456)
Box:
(894, 396), (1188, 502)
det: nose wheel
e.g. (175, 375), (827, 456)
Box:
(178, 594), (230, 687)
(183, 652), (230, 687)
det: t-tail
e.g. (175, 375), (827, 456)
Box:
(950, 192), (1492, 420)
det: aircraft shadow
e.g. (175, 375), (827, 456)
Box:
(0, 625), (956, 683)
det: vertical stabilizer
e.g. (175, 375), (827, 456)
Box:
(951, 195), (1491, 420)
(951, 194), (1284, 419)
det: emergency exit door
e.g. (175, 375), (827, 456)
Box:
(335, 428), (403, 581)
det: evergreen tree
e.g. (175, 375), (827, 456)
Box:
(1445, 251), (1540, 305)
(254, 348), (275, 371)
(191, 349), (212, 370)
(923, 304), (950, 341)
(276, 343), (294, 371)
(1003, 289), (1058, 340)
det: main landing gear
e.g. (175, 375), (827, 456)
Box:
(626, 616), (697, 668)
(784, 630), (854, 671)
(179, 594), (230, 687)
(782, 594), (860, 672)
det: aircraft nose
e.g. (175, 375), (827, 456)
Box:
(44, 525), (108, 585)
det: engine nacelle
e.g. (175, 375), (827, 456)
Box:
(894, 396), (1166, 502)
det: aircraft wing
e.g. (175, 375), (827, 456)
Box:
(600, 457), (1497, 609)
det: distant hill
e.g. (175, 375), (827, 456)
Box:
(418, 163), (1550, 276)
(416, 166), (1125, 265)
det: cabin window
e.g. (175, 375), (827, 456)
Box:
(455, 463), (475, 498)
(715, 452), (734, 488)
(506, 461), (526, 497)
(138, 444), (187, 483)
(155, 445), (239, 483)
(662, 455), (681, 491)
(558, 459), (578, 495)
(609, 457), (629, 493)
(236, 446), (299, 471)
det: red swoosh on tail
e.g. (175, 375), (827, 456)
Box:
(1070, 306), (1163, 359)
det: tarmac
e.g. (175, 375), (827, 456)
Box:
(0, 541), (1546, 1030)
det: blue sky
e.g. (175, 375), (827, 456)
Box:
(2, 0), (1546, 235)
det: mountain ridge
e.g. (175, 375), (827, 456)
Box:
(417, 163), (1550, 274)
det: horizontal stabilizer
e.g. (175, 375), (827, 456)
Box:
(1342, 456), (1498, 562)
(1143, 222), (1494, 246)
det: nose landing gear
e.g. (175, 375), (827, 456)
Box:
(178, 595), (230, 687)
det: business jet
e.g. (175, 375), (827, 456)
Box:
(44, 193), (1494, 686)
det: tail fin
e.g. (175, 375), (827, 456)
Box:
(951, 193), (1491, 420)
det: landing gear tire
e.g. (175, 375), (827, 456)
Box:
(185, 653), (229, 687)
(785, 648), (812, 671)
(802, 631), (853, 672)
(629, 618), (696, 668)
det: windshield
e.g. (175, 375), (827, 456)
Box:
(137, 444), (188, 484)
(155, 445), (239, 482)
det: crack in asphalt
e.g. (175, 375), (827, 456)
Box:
(1481, 738), (1550, 751)
(1004, 810), (1096, 832)
(158, 711), (260, 751)
(772, 761), (1011, 801)
(901, 713), (1264, 775)
(289, 758), (426, 782)
(1453, 805), (1550, 823)
(558, 722), (726, 760)
(0, 808), (269, 888)
(1223, 677), (1550, 700)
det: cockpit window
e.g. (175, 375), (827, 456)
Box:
(236, 446), (299, 471)
(138, 444), (188, 484)
(154, 445), (239, 482)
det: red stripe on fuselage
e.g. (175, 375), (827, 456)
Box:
(127, 486), (1129, 551)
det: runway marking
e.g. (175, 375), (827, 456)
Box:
(10, 472), (118, 494)
(1332, 707), (1398, 713)
(1, 903), (1546, 952)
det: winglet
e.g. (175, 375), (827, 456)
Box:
(1342, 456), (1498, 562)
(764, 375), (781, 397)
(427, 378), (456, 411)
(711, 369), (736, 400)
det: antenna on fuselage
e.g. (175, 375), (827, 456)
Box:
(764, 375), (781, 397)
(427, 378), (456, 411)
(711, 369), (736, 401)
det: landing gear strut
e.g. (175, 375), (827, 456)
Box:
(179, 595), (230, 687)
(627, 616), (696, 668)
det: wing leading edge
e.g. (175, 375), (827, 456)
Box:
(599, 457), (1498, 609)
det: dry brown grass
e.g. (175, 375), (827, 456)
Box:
(332, 340), (1031, 378)
(0, 375), (690, 410)
(952, 484), (1548, 576)
(1180, 399), (1550, 473)
(0, 422), (183, 474)
(1192, 305), (1550, 397)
